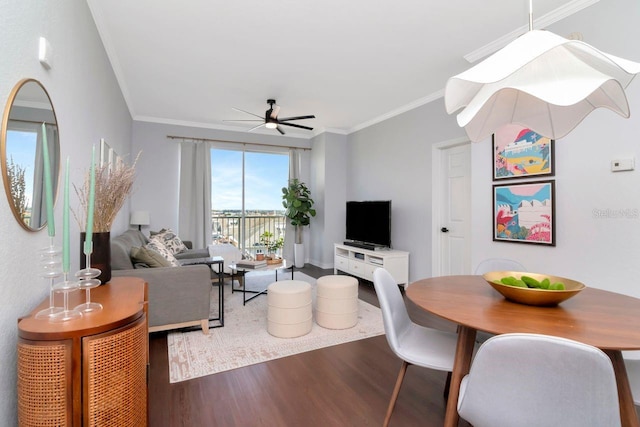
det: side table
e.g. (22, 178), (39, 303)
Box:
(17, 277), (148, 426)
(179, 256), (225, 327)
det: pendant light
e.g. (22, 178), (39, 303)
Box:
(444, 0), (640, 142)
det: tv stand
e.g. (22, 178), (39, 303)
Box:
(343, 241), (377, 251)
(334, 244), (409, 285)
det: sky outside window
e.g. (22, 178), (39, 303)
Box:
(211, 149), (288, 211)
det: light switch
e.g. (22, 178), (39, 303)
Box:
(39, 37), (51, 69)
(611, 158), (635, 172)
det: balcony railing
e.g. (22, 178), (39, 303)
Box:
(212, 214), (286, 257)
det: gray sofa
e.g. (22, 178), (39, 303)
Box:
(110, 229), (212, 334)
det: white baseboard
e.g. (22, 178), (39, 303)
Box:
(307, 258), (333, 270)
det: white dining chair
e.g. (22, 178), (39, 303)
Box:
(623, 351), (640, 406)
(474, 257), (526, 274)
(457, 333), (621, 427)
(372, 268), (459, 427)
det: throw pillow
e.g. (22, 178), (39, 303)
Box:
(150, 229), (188, 255)
(130, 246), (172, 268)
(149, 228), (167, 237)
(145, 239), (181, 267)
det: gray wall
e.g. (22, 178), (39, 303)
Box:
(0, 1), (131, 423)
(346, 100), (464, 280)
(309, 132), (348, 268)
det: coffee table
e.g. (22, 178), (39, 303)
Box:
(179, 256), (225, 327)
(229, 260), (294, 305)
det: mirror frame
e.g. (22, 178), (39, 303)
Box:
(1, 78), (60, 232)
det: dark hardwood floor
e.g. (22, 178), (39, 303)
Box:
(148, 265), (468, 426)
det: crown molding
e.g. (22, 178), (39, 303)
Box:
(349, 89), (445, 134)
(134, 115), (313, 140)
(464, 0), (601, 63)
(87, 0), (136, 119)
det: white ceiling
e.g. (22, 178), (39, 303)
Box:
(87, 0), (598, 138)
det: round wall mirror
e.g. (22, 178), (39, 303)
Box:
(1, 79), (60, 231)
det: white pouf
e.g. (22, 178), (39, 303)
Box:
(315, 275), (359, 329)
(267, 280), (312, 338)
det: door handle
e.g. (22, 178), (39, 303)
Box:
(441, 227), (449, 233)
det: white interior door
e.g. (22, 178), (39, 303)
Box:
(432, 141), (471, 276)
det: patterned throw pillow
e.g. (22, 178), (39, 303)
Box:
(145, 239), (180, 267)
(150, 229), (188, 255)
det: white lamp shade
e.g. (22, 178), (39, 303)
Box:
(445, 30), (640, 142)
(130, 211), (150, 226)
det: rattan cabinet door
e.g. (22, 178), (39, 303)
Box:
(17, 339), (73, 426)
(82, 315), (147, 427)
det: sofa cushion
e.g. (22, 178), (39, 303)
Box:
(174, 247), (210, 260)
(150, 229), (188, 255)
(146, 239), (180, 267)
(111, 229), (149, 270)
(131, 246), (172, 268)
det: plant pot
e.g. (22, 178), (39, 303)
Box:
(294, 243), (305, 268)
(80, 231), (111, 284)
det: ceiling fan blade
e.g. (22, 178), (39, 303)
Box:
(247, 123), (266, 132)
(276, 125), (285, 135)
(278, 122), (313, 131)
(270, 105), (280, 119)
(232, 107), (264, 119)
(223, 119), (264, 122)
(278, 115), (316, 121)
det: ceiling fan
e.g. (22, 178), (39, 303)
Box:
(224, 99), (315, 135)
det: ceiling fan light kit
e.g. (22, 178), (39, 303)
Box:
(225, 99), (315, 135)
(444, 2), (640, 142)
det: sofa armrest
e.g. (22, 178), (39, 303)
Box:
(112, 265), (211, 329)
(175, 248), (210, 260)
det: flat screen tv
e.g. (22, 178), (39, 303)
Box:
(346, 200), (392, 248)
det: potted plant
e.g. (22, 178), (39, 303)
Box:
(259, 231), (284, 259)
(282, 179), (316, 267)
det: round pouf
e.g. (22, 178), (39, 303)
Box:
(267, 280), (312, 338)
(315, 275), (359, 329)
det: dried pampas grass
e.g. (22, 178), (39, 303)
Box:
(73, 151), (141, 232)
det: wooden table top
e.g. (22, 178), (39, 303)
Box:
(406, 275), (640, 350)
(18, 276), (147, 341)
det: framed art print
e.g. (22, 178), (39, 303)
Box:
(493, 180), (555, 246)
(492, 124), (554, 180)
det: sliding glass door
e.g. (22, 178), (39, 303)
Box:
(211, 148), (289, 257)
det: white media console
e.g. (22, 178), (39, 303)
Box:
(334, 243), (409, 285)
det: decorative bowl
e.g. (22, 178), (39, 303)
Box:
(482, 271), (586, 307)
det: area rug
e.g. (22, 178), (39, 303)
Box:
(167, 271), (385, 383)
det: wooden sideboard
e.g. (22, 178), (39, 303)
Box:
(17, 277), (148, 427)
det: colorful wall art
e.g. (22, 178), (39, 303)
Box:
(492, 124), (554, 180)
(493, 180), (555, 246)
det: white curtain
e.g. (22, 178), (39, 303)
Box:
(19, 121), (58, 229)
(178, 141), (212, 249)
(282, 148), (300, 263)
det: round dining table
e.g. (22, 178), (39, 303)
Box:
(405, 275), (640, 427)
